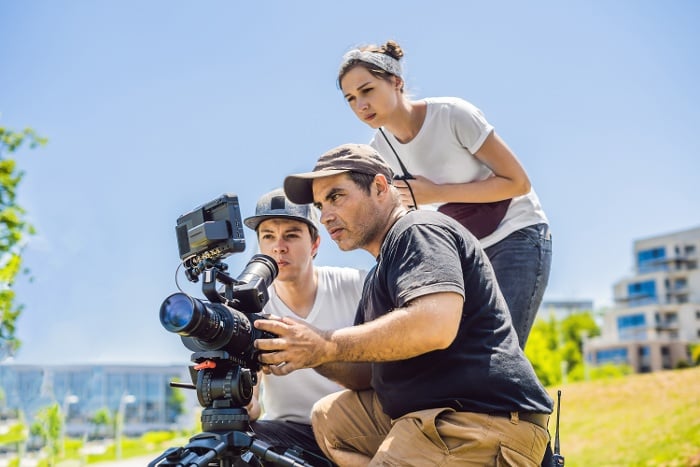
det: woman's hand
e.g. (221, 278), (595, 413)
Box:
(392, 175), (439, 207)
(393, 132), (532, 207)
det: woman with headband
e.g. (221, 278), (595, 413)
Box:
(337, 40), (552, 350)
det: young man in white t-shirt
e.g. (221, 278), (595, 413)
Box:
(242, 188), (365, 462)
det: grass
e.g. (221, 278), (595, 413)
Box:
(549, 366), (700, 466)
(3, 369), (698, 466)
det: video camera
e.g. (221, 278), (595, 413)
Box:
(162, 193), (277, 377)
(150, 193), (318, 467)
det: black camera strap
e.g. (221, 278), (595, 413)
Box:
(379, 127), (418, 209)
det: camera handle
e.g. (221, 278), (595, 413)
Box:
(200, 263), (237, 304)
(199, 261), (272, 315)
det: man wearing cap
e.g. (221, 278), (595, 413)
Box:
(253, 145), (553, 466)
(242, 188), (365, 462)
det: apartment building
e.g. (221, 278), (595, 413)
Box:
(0, 363), (197, 437)
(584, 226), (700, 373)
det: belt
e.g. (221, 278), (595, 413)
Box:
(492, 412), (549, 430)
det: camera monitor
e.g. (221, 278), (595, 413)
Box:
(175, 193), (246, 274)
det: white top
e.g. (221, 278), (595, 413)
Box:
(370, 96), (548, 248)
(259, 266), (366, 423)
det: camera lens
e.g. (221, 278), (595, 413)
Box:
(159, 255), (278, 366)
(159, 292), (253, 355)
(160, 293), (196, 332)
(160, 292), (231, 345)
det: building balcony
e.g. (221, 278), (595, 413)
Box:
(654, 322), (679, 333)
(666, 285), (690, 295)
(638, 254), (698, 274)
(614, 294), (657, 307)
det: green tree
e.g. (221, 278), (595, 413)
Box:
(0, 125), (46, 360)
(691, 342), (700, 365)
(167, 378), (187, 422)
(525, 311), (601, 385)
(525, 314), (562, 386)
(30, 402), (62, 464)
(560, 311), (600, 381)
(90, 407), (112, 439)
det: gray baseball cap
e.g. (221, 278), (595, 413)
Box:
(284, 143), (394, 204)
(243, 188), (319, 231)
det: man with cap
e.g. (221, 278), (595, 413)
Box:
(241, 187), (365, 462)
(252, 145), (553, 466)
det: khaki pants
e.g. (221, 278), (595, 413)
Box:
(311, 389), (548, 466)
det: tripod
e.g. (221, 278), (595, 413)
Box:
(154, 256), (326, 465)
(147, 408), (312, 466)
(148, 352), (317, 467)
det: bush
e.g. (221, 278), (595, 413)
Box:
(676, 359), (691, 369)
(691, 343), (700, 365)
(142, 430), (177, 444)
(588, 362), (632, 380)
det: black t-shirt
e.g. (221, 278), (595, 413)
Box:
(356, 210), (552, 419)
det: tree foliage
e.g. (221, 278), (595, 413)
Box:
(30, 402), (62, 462)
(0, 125), (46, 360)
(525, 311), (602, 386)
(167, 378), (187, 421)
(90, 407), (113, 438)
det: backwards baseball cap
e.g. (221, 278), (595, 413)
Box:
(243, 188), (318, 231)
(284, 143), (394, 204)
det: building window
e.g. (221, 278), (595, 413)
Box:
(661, 346), (672, 370)
(627, 281), (657, 306)
(673, 278), (688, 289)
(638, 348), (652, 372)
(637, 247), (666, 273)
(685, 244), (696, 255)
(596, 348), (628, 365)
(618, 313), (647, 340)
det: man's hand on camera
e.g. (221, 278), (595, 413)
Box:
(254, 316), (331, 376)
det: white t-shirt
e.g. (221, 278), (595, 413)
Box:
(370, 96), (548, 248)
(259, 265), (366, 424)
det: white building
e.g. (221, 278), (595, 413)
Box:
(0, 363), (197, 437)
(585, 226), (700, 373)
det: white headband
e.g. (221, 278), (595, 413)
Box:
(339, 49), (402, 77)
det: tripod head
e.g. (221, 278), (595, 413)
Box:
(149, 346), (319, 466)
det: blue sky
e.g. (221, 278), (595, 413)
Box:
(2, 1), (698, 365)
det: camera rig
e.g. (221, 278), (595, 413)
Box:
(150, 194), (318, 467)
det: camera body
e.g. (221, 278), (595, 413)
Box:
(160, 193), (278, 406)
(151, 194), (326, 467)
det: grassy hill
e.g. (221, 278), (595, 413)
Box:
(548, 366), (700, 466)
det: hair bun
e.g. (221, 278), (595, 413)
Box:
(383, 40), (404, 61)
